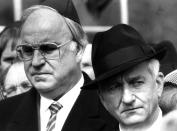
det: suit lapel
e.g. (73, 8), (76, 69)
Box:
(6, 88), (40, 131)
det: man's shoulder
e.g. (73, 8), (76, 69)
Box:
(0, 90), (29, 109)
(0, 89), (39, 130)
(0, 88), (36, 111)
(0, 91), (30, 128)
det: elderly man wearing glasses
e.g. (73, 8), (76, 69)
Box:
(0, 2), (117, 131)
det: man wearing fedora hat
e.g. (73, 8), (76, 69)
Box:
(89, 24), (166, 131)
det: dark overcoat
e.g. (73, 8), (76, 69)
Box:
(0, 73), (119, 131)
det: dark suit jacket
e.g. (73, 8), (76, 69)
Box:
(0, 73), (119, 131)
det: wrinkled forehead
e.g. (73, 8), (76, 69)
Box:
(20, 8), (71, 40)
(122, 62), (149, 79)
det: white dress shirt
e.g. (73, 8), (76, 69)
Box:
(40, 75), (84, 131)
(119, 108), (163, 131)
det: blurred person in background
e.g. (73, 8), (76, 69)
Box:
(153, 40), (177, 76)
(0, 21), (22, 100)
(149, 40), (177, 115)
(159, 69), (177, 115)
(0, 21), (21, 72)
(0, 67), (7, 100)
(3, 61), (32, 98)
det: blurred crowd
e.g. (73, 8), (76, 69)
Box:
(0, 21), (32, 99)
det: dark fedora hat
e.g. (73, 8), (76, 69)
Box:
(41, 0), (80, 24)
(92, 24), (166, 82)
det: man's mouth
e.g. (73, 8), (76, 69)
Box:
(122, 107), (141, 113)
(31, 72), (51, 76)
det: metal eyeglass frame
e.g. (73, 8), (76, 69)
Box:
(16, 40), (71, 61)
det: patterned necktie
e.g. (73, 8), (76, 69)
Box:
(46, 102), (63, 131)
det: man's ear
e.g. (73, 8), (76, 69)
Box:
(75, 43), (85, 63)
(156, 72), (164, 98)
(69, 41), (84, 63)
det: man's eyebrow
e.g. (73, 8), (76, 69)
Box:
(6, 85), (16, 93)
(127, 75), (145, 82)
(3, 56), (15, 62)
(41, 38), (51, 42)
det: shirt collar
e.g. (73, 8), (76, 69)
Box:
(58, 74), (84, 107)
(40, 74), (84, 112)
(147, 108), (162, 131)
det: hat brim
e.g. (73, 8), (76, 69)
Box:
(82, 46), (166, 89)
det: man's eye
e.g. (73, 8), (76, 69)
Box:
(22, 45), (33, 53)
(21, 82), (32, 90)
(5, 86), (17, 95)
(132, 81), (144, 87)
(3, 57), (15, 64)
(40, 44), (57, 53)
(107, 83), (122, 91)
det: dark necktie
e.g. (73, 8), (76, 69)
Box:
(46, 102), (63, 131)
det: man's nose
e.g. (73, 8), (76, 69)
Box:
(16, 87), (22, 94)
(122, 86), (135, 104)
(31, 50), (45, 67)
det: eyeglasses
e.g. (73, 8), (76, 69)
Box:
(16, 40), (71, 61)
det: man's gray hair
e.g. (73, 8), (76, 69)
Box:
(147, 59), (160, 78)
